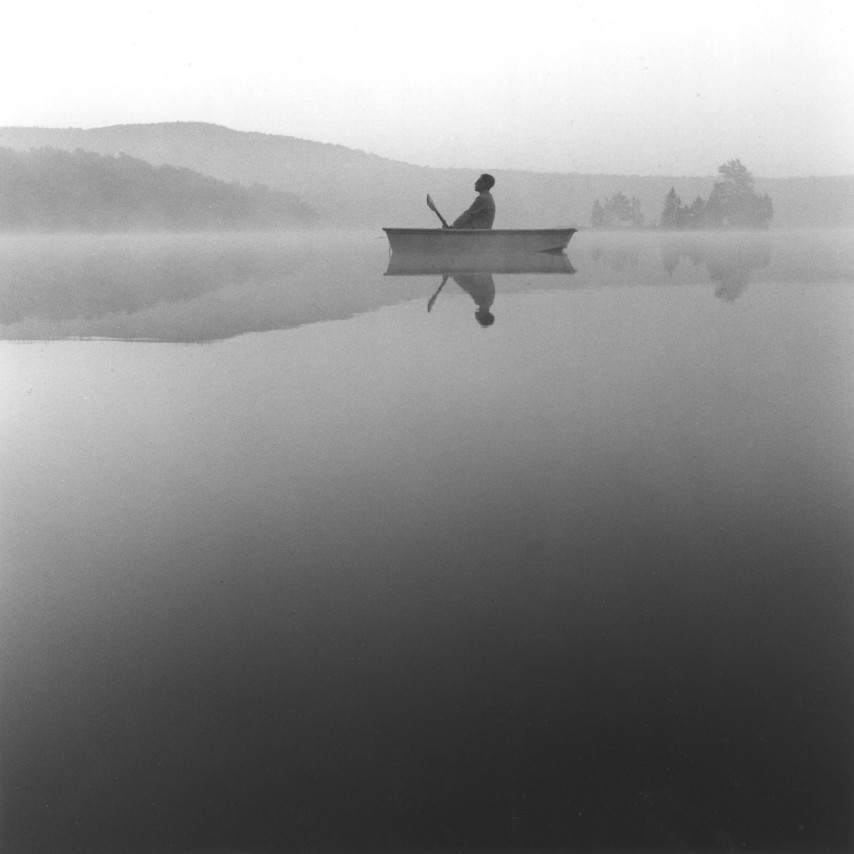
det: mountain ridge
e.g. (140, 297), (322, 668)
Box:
(0, 145), (318, 230)
(1, 122), (851, 228)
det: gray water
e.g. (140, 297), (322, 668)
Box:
(1, 229), (852, 853)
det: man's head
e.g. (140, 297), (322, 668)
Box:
(475, 173), (495, 193)
(475, 308), (495, 327)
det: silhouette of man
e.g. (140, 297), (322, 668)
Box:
(451, 272), (495, 326)
(446, 174), (496, 229)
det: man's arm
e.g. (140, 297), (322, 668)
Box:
(452, 196), (488, 229)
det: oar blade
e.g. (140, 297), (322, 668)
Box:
(426, 194), (448, 227)
(427, 275), (449, 312)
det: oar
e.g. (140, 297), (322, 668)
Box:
(426, 194), (449, 228)
(427, 275), (449, 313)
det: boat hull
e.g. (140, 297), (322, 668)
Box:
(383, 228), (576, 255)
(385, 251), (575, 276)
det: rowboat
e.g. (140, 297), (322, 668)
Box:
(383, 227), (576, 255)
(385, 251), (575, 276)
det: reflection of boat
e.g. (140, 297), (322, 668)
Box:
(386, 249), (576, 323)
(385, 251), (576, 276)
(383, 228), (576, 255)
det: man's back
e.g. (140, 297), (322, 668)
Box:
(452, 191), (495, 229)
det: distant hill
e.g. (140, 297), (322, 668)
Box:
(0, 123), (851, 228)
(0, 145), (317, 231)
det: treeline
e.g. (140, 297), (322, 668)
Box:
(592, 160), (774, 230)
(591, 193), (644, 229)
(661, 160), (772, 229)
(0, 147), (318, 231)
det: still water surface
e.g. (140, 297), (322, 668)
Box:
(1, 229), (852, 852)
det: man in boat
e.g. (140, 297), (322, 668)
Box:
(445, 174), (496, 229)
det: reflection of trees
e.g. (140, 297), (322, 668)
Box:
(0, 235), (309, 324)
(660, 236), (771, 301)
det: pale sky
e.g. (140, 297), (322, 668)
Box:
(2, 1), (852, 177)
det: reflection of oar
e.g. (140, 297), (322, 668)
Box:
(427, 275), (449, 312)
(426, 194), (449, 228)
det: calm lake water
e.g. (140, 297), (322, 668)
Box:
(1, 229), (852, 853)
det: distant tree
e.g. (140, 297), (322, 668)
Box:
(706, 159), (773, 228)
(659, 192), (709, 229)
(660, 187), (686, 229)
(657, 160), (772, 230)
(686, 196), (708, 228)
(591, 192), (644, 229)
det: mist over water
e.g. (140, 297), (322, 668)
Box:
(1, 230), (852, 853)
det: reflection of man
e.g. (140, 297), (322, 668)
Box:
(452, 273), (495, 327)
(447, 174), (496, 229)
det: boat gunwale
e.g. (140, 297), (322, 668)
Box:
(383, 228), (576, 235)
(383, 227), (577, 256)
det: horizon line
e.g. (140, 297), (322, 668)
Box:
(0, 121), (852, 181)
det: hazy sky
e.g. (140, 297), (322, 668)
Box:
(2, 1), (851, 176)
